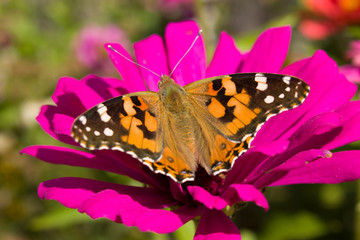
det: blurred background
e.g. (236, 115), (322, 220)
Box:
(1, 0), (360, 239)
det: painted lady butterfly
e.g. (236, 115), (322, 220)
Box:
(71, 72), (310, 183)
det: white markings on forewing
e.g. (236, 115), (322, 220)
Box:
(79, 116), (87, 125)
(283, 76), (291, 84)
(255, 73), (268, 91)
(256, 82), (268, 91)
(264, 95), (275, 104)
(97, 104), (112, 122)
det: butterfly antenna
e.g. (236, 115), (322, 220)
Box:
(107, 45), (161, 78)
(169, 29), (203, 77)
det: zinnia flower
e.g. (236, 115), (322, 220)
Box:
(300, 0), (360, 40)
(22, 21), (360, 239)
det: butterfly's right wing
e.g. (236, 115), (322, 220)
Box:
(185, 73), (310, 142)
(185, 73), (310, 175)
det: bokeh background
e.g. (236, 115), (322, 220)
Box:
(1, 0), (360, 239)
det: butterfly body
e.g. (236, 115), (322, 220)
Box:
(72, 73), (310, 183)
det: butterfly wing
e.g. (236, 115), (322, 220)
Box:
(72, 91), (195, 182)
(185, 73), (310, 174)
(71, 92), (163, 162)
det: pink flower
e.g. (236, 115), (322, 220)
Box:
(22, 21), (360, 239)
(300, 0), (360, 40)
(340, 40), (360, 83)
(74, 24), (130, 73)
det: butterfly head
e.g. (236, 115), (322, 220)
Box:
(158, 75), (185, 100)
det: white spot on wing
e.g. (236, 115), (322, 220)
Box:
(264, 95), (275, 104)
(99, 145), (109, 150)
(104, 128), (114, 136)
(100, 113), (111, 122)
(255, 73), (268, 91)
(97, 104), (112, 122)
(94, 131), (100, 136)
(79, 116), (87, 125)
(283, 76), (291, 84)
(255, 76), (267, 83)
(112, 146), (123, 151)
(256, 82), (268, 91)
(279, 93), (285, 98)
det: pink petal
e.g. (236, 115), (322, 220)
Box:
(38, 177), (176, 209)
(36, 105), (76, 145)
(225, 140), (289, 186)
(134, 34), (169, 91)
(221, 184), (269, 211)
(194, 208), (241, 240)
(22, 145), (166, 188)
(105, 43), (147, 91)
(82, 75), (130, 100)
(324, 101), (360, 149)
(52, 112), (74, 137)
(253, 149), (330, 188)
(22, 146), (127, 175)
(206, 31), (243, 77)
(240, 26), (291, 73)
(247, 112), (342, 184)
(269, 151), (360, 186)
(170, 181), (191, 202)
(93, 150), (169, 189)
(165, 20), (206, 85)
(78, 189), (200, 233)
(188, 184), (268, 211)
(52, 76), (104, 117)
(287, 111), (342, 150)
(187, 186), (227, 210)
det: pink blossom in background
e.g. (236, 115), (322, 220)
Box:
(300, 0), (360, 40)
(23, 21), (360, 240)
(74, 24), (130, 74)
(340, 40), (360, 83)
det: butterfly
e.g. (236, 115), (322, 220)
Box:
(71, 73), (310, 183)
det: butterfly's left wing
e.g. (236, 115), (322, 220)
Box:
(72, 92), (195, 183)
(71, 92), (164, 161)
(185, 73), (310, 174)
